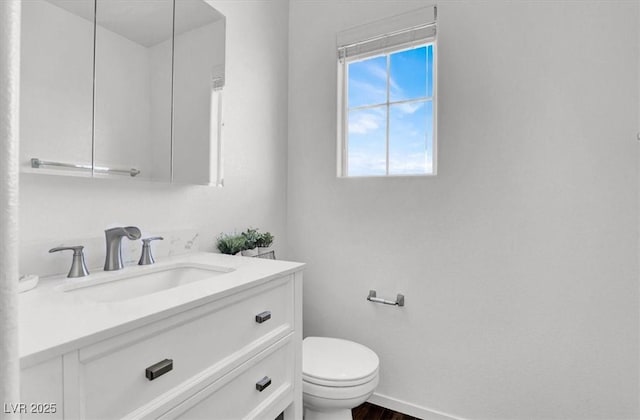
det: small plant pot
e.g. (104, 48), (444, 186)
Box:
(257, 246), (273, 256)
(241, 248), (259, 257)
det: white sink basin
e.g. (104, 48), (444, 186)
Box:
(58, 263), (234, 302)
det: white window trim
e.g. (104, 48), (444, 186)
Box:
(337, 38), (438, 178)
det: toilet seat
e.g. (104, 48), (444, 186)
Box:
(303, 375), (379, 400)
(303, 369), (379, 387)
(303, 337), (379, 387)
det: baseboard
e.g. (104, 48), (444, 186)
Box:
(368, 393), (465, 420)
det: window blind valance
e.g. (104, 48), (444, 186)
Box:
(337, 5), (437, 61)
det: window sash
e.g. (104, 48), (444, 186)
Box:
(349, 97), (434, 113)
(338, 41), (437, 177)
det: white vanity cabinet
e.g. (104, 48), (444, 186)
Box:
(20, 265), (303, 420)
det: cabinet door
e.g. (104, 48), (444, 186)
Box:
(171, 0), (225, 186)
(93, 0), (174, 182)
(20, 0), (94, 177)
(20, 358), (64, 420)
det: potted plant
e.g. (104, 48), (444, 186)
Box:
(256, 231), (274, 255)
(240, 228), (260, 256)
(217, 228), (275, 257)
(216, 233), (247, 255)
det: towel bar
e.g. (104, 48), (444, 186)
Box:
(367, 290), (404, 307)
(31, 158), (140, 177)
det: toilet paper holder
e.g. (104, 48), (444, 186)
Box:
(367, 290), (405, 307)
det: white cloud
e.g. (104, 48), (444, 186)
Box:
(348, 151), (432, 176)
(389, 152), (433, 175)
(394, 101), (424, 116)
(365, 60), (387, 81)
(349, 79), (385, 104)
(348, 152), (386, 176)
(348, 108), (385, 135)
(363, 60), (400, 93)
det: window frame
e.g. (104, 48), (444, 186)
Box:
(337, 38), (438, 178)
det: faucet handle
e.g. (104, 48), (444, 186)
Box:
(49, 246), (90, 278)
(138, 237), (164, 266)
(142, 237), (164, 244)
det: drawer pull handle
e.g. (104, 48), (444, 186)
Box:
(255, 311), (271, 324)
(145, 359), (173, 381)
(256, 376), (272, 392)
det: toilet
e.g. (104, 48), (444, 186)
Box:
(302, 337), (380, 420)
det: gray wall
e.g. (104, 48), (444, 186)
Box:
(287, 1), (639, 418)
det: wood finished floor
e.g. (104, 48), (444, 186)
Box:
(352, 402), (421, 420)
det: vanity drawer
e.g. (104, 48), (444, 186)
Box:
(162, 336), (295, 420)
(77, 277), (294, 419)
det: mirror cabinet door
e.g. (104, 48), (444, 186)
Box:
(21, 0), (225, 185)
(21, 0), (95, 177)
(93, 0), (174, 182)
(172, 0), (226, 186)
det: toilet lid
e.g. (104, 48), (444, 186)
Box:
(303, 337), (379, 386)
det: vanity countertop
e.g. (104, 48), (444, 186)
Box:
(19, 252), (304, 367)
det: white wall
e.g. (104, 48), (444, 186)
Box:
(288, 1), (639, 419)
(19, 0), (290, 276)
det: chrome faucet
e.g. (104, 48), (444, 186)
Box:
(138, 237), (164, 266)
(104, 226), (141, 271)
(49, 245), (90, 278)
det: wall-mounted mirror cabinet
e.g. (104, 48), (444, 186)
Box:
(20, 0), (225, 186)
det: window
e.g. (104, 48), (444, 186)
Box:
(337, 12), (437, 177)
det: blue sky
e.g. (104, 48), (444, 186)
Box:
(347, 44), (434, 176)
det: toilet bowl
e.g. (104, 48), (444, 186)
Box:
(303, 337), (379, 420)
